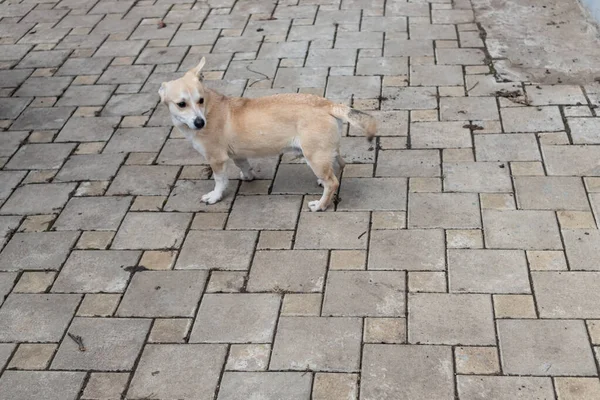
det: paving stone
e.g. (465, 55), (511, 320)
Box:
(410, 121), (472, 148)
(457, 376), (554, 400)
(482, 210), (562, 250)
(190, 294), (280, 343)
(295, 212), (369, 249)
(409, 293), (496, 345)
(272, 164), (329, 195)
(0, 272), (17, 303)
(555, 377), (600, 400)
(103, 92), (158, 116)
(225, 344), (270, 371)
(0, 293), (80, 342)
(112, 212), (191, 250)
(270, 317), (362, 372)
(543, 145), (600, 176)
(52, 317), (150, 371)
(528, 84), (587, 106)
(557, 210), (596, 229)
(0, 44), (32, 61)
(176, 230), (257, 270)
(8, 343), (56, 370)
(56, 57), (113, 76)
(533, 271), (600, 318)
(356, 56), (408, 75)
(474, 133), (541, 161)
(189, 213), (228, 231)
(218, 372), (312, 400)
(313, 373), (358, 400)
(139, 250), (176, 270)
(247, 250), (327, 293)
(52, 250), (140, 293)
(5, 144), (73, 170)
(361, 344), (454, 400)
(137, 46), (188, 65)
(364, 317), (406, 343)
(369, 229), (444, 270)
(0, 231), (78, 271)
(55, 116), (120, 142)
(227, 195), (301, 230)
(117, 271), (207, 317)
(455, 347), (500, 375)
(0, 171), (25, 202)
(165, 180), (236, 213)
(11, 106), (75, 131)
(326, 76), (381, 99)
(15, 76), (72, 97)
(323, 271), (405, 317)
(515, 176), (589, 210)
(57, 85), (115, 107)
(94, 40), (146, 57)
(336, 178), (406, 211)
(107, 165), (179, 195)
(381, 86), (436, 110)
(501, 106), (564, 132)
(410, 64), (463, 86)
(527, 250), (568, 271)
(563, 229), (600, 270)
(281, 293), (322, 316)
(0, 131), (28, 158)
(0, 371), (85, 400)
(53, 196), (131, 231)
(568, 117), (600, 144)
(440, 96), (499, 121)
(54, 154), (125, 182)
(81, 372), (129, 400)
(156, 139), (207, 165)
(340, 136), (376, 162)
(443, 162), (512, 193)
(493, 294), (537, 318)
(0, 343), (15, 370)
(497, 319), (596, 376)
(148, 318), (191, 343)
(409, 193), (481, 229)
(448, 249), (529, 293)
(376, 149), (440, 177)
(330, 250), (366, 270)
(76, 294), (120, 317)
(437, 48), (485, 65)
(0, 98), (29, 120)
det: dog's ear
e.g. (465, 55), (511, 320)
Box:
(192, 57), (206, 79)
(158, 82), (167, 103)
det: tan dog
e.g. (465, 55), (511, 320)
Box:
(159, 57), (377, 211)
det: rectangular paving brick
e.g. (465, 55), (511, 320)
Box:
(533, 271), (600, 318)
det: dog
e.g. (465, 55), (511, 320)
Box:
(159, 57), (377, 211)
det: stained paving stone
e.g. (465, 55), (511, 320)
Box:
(270, 317), (362, 372)
(112, 212), (191, 250)
(562, 229), (600, 271)
(532, 271), (600, 318)
(448, 249), (530, 293)
(515, 176), (589, 210)
(0, 231), (78, 271)
(190, 294), (280, 343)
(247, 250), (327, 293)
(361, 345), (454, 400)
(53, 196), (131, 231)
(106, 165), (179, 196)
(55, 116), (120, 142)
(55, 154), (126, 182)
(176, 230), (257, 270)
(295, 212), (369, 249)
(52, 250), (140, 293)
(9, 343), (56, 370)
(52, 317), (151, 371)
(381, 86), (438, 110)
(338, 178), (407, 211)
(482, 210), (562, 250)
(409, 293), (496, 345)
(457, 376), (554, 400)
(501, 106), (564, 132)
(218, 372), (312, 400)
(116, 271), (207, 317)
(0, 371), (86, 400)
(498, 319), (597, 376)
(128, 344), (227, 399)
(409, 193), (481, 229)
(369, 229), (445, 270)
(0, 293), (81, 342)
(322, 271), (405, 317)
(554, 377), (600, 400)
(455, 347), (500, 375)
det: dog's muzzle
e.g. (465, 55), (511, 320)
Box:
(194, 117), (205, 129)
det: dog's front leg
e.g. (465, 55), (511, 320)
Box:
(233, 158), (255, 181)
(201, 159), (228, 204)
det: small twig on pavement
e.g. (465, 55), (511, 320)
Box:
(68, 333), (86, 352)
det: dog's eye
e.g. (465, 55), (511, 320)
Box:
(177, 101), (186, 108)
(198, 98), (204, 105)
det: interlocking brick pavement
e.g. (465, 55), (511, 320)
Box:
(0, 0), (599, 399)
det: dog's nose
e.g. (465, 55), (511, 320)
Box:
(194, 117), (205, 129)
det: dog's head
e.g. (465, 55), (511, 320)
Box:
(159, 57), (208, 130)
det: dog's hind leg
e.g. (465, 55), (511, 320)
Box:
(233, 158), (255, 181)
(201, 159), (228, 204)
(305, 152), (339, 212)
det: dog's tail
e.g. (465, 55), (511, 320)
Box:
(329, 103), (377, 142)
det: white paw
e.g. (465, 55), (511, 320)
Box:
(316, 179), (324, 187)
(240, 170), (255, 181)
(308, 200), (326, 212)
(201, 191), (223, 204)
